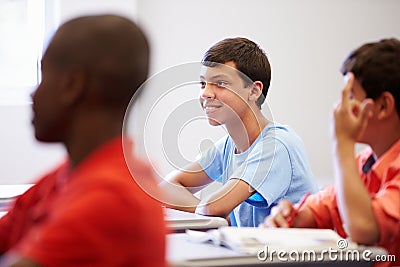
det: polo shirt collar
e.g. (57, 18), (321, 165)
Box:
(366, 139), (400, 181)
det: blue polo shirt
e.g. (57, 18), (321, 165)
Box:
(197, 122), (318, 227)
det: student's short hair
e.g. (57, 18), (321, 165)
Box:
(341, 38), (400, 115)
(201, 37), (271, 109)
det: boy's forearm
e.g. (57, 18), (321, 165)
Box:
(195, 178), (256, 218)
(334, 138), (379, 244)
(158, 180), (200, 213)
(292, 206), (318, 228)
(195, 194), (231, 218)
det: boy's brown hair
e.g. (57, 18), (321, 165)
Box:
(202, 37), (271, 109)
(341, 38), (400, 115)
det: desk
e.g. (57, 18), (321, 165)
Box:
(0, 184), (33, 213)
(167, 233), (386, 267)
(165, 208), (228, 232)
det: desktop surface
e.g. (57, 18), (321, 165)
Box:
(0, 184), (33, 213)
(165, 208), (228, 232)
(167, 232), (383, 267)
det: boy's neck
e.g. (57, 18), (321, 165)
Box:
(369, 121), (400, 158)
(226, 109), (269, 154)
(370, 135), (400, 159)
(65, 110), (123, 168)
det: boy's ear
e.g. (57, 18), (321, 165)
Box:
(60, 68), (88, 107)
(248, 81), (263, 101)
(376, 91), (396, 119)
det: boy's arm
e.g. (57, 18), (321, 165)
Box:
(160, 166), (253, 217)
(159, 163), (214, 213)
(195, 178), (254, 218)
(333, 73), (379, 245)
(196, 134), (304, 219)
(260, 199), (317, 228)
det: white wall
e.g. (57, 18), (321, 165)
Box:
(0, 0), (138, 184)
(134, 0), (400, 187)
(57, 0), (137, 23)
(1, 0), (399, 186)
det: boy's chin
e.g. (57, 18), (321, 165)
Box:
(207, 118), (222, 126)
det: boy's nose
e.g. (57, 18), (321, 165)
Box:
(201, 82), (215, 99)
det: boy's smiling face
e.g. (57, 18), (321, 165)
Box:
(199, 61), (252, 127)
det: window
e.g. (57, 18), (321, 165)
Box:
(0, 0), (57, 104)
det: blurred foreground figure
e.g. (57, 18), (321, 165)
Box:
(0, 14), (167, 267)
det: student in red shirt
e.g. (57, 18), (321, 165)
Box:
(0, 15), (167, 267)
(262, 38), (400, 266)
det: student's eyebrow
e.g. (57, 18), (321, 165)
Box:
(199, 74), (230, 80)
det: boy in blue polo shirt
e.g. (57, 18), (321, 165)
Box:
(161, 37), (317, 227)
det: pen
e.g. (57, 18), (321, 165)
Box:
(286, 192), (311, 227)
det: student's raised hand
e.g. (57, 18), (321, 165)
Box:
(333, 72), (374, 142)
(259, 199), (294, 228)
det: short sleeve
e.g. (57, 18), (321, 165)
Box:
(371, 172), (400, 245)
(232, 138), (292, 207)
(0, 167), (61, 254)
(306, 186), (336, 229)
(197, 137), (227, 183)
(306, 186), (347, 237)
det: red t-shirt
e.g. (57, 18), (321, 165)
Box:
(307, 140), (400, 267)
(0, 136), (167, 267)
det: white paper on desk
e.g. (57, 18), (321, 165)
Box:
(188, 227), (357, 255)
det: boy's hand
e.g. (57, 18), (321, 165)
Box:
(333, 72), (374, 142)
(259, 199), (294, 228)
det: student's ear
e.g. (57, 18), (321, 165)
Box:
(375, 91), (396, 119)
(248, 81), (263, 102)
(59, 68), (88, 107)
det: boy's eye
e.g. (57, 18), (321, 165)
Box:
(199, 80), (228, 89)
(216, 81), (227, 87)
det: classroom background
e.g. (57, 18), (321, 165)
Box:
(1, 0), (399, 189)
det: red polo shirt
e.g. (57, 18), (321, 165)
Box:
(307, 140), (400, 266)
(0, 136), (167, 267)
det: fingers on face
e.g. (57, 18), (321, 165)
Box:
(334, 72), (356, 117)
(341, 72), (354, 105)
(360, 99), (374, 120)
